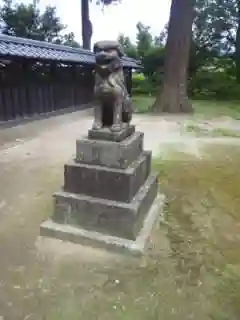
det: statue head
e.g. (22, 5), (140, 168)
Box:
(93, 40), (124, 74)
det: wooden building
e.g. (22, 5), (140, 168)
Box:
(0, 34), (139, 123)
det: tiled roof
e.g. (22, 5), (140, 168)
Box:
(0, 34), (141, 68)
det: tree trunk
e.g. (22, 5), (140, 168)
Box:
(153, 0), (195, 113)
(236, 1), (240, 83)
(81, 0), (92, 50)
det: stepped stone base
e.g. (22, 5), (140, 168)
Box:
(76, 131), (143, 169)
(64, 151), (151, 203)
(40, 194), (164, 256)
(52, 173), (157, 240)
(40, 121), (164, 255)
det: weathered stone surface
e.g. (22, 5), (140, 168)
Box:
(64, 151), (151, 203)
(88, 125), (135, 142)
(76, 132), (143, 169)
(91, 41), (133, 132)
(51, 173), (158, 240)
(40, 193), (164, 256)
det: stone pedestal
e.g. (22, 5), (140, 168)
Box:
(40, 125), (163, 255)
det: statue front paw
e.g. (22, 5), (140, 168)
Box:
(110, 124), (122, 132)
(92, 121), (102, 130)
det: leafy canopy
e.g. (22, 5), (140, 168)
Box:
(0, 0), (80, 47)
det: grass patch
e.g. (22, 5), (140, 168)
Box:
(153, 146), (240, 320)
(193, 100), (240, 119)
(212, 127), (240, 137)
(132, 95), (240, 118)
(45, 147), (240, 319)
(132, 94), (153, 113)
(184, 123), (210, 136)
(184, 123), (240, 137)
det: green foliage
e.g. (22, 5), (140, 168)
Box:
(117, 34), (138, 59)
(132, 94), (153, 113)
(0, 0), (80, 46)
(118, 22), (154, 61)
(119, 24), (164, 95)
(193, 0), (236, 55)
(142, 46), (165, 83)
(37, 6), (65, 42)
(127, 0), (240, 102)
(131, 72), (154, 96)
(136, 22), (153, 59)
(0, 0), (39, 39)
(189, 69), (240, 100)
(56, 32), (81, 48)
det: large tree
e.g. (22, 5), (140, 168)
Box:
(81, 0), (92, 50)
(153, 0), (195, 113)
(81, 0), (119, 50)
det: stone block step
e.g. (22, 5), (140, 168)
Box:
(88, 125), (135, 142)
(51, 173), (158, 240)
(76, 131), (143, 169)
(40, 194), (164, 256)
(64, 151), (151, 203)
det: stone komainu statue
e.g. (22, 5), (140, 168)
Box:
(92, 40), (133, 132)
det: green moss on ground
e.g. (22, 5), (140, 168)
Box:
(45, 146), (240, 319)
(132, 95), (240, 118)
(1, 144), (240, 320)
(184, 123), (240, 137)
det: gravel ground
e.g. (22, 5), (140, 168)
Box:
(0, 110), (239, 319)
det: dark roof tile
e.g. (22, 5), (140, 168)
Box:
(0, 34), (140, 68)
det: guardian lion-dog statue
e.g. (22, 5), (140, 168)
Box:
(92, 40), (133, 132)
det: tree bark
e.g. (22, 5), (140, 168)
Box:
(153, 0), (195, 113)
(81, 0), (93, 50)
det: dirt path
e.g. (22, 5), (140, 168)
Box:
(0, 111), (240, 319)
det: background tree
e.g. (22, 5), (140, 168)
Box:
(0, 0), (80, 46)
(117, 23), (153, 60)
(117, 34), (138, 59)
(233, 0), (240, 82)
(37, 6), (65, 42)
(153, 0), (195, 113)
(81, 0), (119, 50)
(61, 32), (81, 47)
(136, 22), (152, 60)
(0, 0), (39, 39)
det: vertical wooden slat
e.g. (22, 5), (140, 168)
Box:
(37, 85), (44, 114)
(0, 58), (97, 123)
(0, 90), (4, 121)
(19, 85), (28, 117)
(3, 86), (13, 120)
(12, 86), (21, 117)
(48, 84), (54, 111)
(28, 85), (35, 115)
(42, 85), (49, 113)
